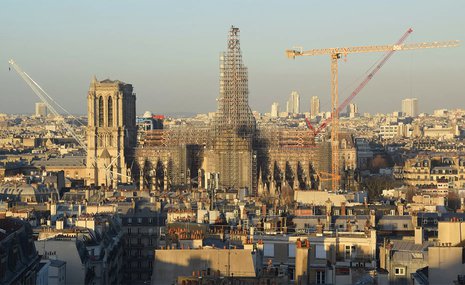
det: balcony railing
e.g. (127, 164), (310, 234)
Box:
(336, 254), (374, 263)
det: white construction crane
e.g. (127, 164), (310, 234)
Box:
(9, 59), (87, 150)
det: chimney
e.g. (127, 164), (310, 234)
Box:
(341, 202), (346, 216)
(412, 212), (418, 228)
(397, 203), (404, 216)
(346, 219), (352, 232)
(414, 226), (424, 245)
(461, 198), (465, 212)
(326, 212), (331, 229)
(369, 210), (376, 227)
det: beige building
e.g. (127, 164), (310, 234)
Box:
(86, 77), (136, 188)
(294, 230), (377, 285)
(379, 227), (430, 285)
(423, 124), (459, 139)
(152, 248), (259, 285)
(400, 155), (465, 189)
(428, 221), (465, 285)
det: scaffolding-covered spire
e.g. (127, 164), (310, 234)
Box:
(208, 26), (256, 191)
(214, 25), (256, 137)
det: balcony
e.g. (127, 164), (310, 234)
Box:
(336, 254), (374, 263)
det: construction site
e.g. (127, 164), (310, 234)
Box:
(135, 26), (340, 196)
(9, 25), (458, 197)
(133, 26), (458, 197)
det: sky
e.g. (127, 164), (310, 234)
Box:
(0, 1), (463, 116)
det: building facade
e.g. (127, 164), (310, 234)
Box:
(287, 91), (300, 114)
(311, 96), (320, 118)
(402, 98), (418, 117)
(271, 102), (279, 118)
(0, 217), (40, 285)
(86, 77), (136, 188)
(35, 102), (47, 117)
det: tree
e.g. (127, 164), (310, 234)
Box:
(362, 176), (402, 201)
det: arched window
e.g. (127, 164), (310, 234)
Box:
(341, 139), (347, 149)
(98, 96), (104, 127)
(108, 96), (113, 127)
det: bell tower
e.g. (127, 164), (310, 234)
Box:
(86, 76), (136, 188)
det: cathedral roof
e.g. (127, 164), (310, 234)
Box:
(100, 79), (122, 84)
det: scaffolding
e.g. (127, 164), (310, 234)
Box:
(133, 26), (348, 194)
(210, 26), (256, 190)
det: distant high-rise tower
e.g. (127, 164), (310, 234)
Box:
(402, 98), (418, 117)
(35, 102), (47, 117)
(347, 103), (358, 118)
(271, 102), (279, 118)
(286, 91), (300, 114)
(310, 96), (320, 118)
(206, 26), (256, 190)
(86, 77), (137, 188)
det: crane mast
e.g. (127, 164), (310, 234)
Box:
(287, 30), (459, 191)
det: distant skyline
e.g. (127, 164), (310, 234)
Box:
(1, 1), (463, 116)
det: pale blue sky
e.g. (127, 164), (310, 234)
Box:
(0, 1), (463, 115)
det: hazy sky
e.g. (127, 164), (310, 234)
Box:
(1, 1), (463, 116)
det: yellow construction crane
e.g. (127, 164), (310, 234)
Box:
(286, 29), (459, 191)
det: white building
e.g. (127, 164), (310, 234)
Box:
(271, 102), (279, 118)
(402, 98), (418, 117)
(35, 102), (48, 117)
(287, 91), (300, 114)
(311, 96), (320, 118)
(347, 103), (358, 118)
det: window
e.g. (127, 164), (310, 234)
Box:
(264, 244), (274, 257)
(138, 218), (142, 224)
(127, 218), (132, 224)
(345, 245), (351, 259)
(395, 267), (405, 276)
(127, 228), (132, 234)
(403, 224), (408, 229)
(316, 271), (326, 284)
(315, 245), (326, 259)
(98, 96), (104, 127)
(107, 96), (113, 127)
(288, 244), (296, 258)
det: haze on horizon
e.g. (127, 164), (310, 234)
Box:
(0, 1), (463, 116)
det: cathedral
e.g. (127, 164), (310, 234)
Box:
(86, 26), (356, 194)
